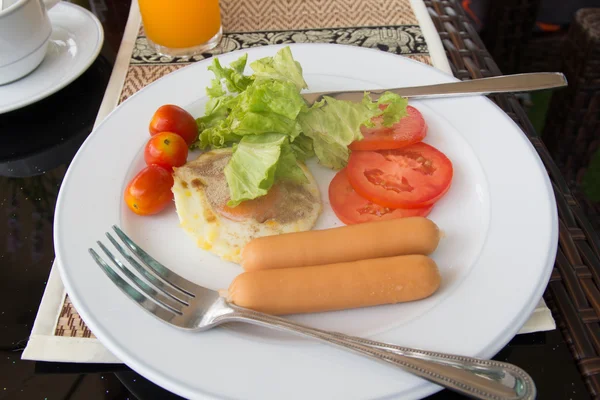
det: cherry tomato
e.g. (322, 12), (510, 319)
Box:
(346, 142), (453, 209)
(144, 132), (189, 169)
(124, 165), (174, 215)
(149, 104), (198, 146)
(350, 106), (427, 151)
(329, 169), (432, 225)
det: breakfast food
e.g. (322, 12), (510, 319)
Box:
(193, 47), (413, 206)
(349, 105), (427, 151)
(144, 131), (189, 169)
(149, 104), (198, 146)
(125, 47), (453, 226)
(241, 217), (440, 271)
(122, 47), (452, 317)
(346, 143), (453, 209)
(124, 165), (174, 216)
(228, 254), (441, 315)
(329, 169), (433, 225)
(172, 149), (322, 263)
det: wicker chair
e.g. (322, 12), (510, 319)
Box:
(543, 9), (600, 228)
(478, 0), (544, 74)
(478, 3), (600, 229)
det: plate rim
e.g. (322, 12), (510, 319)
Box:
(0, 2), (104, 114)
(54, 43), (558, 400)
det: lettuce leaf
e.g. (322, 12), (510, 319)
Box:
(237, 79), (306, 121)
(297, 92), (409, 169)
(224, 133), (286, 206)
(208, 54), (253, 93)
(197, 122), (242, 149)
(194, 94), (240, 149)
(276, 140), (308, 184)
(231, 112), (302, 138)
(197, 47), (409, 206)
(196, 76), (306, 148)
(224, 133), (307, 206)
(297, 97), (374, 169)
(374, 91), (409, 127)
(194, 57), (251, 148)
(250, 47), (308, 91)
(228, 80), (305, 138)
(290, 133), (315, 162)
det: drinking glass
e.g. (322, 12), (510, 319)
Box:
(138, 0), (223, 57)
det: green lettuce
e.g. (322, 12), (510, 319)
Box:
(290, 133), (315, 162)
(197, 123), (242, 149)
(196, 78), (306, 148)
(224, 134), (285, 207)
(276, 140), (308, 184)
(297, 97), (369, 169)
(297, 92), (408, 169)
(195, 95), (240, 149)
(228, 80), (305, 137)
(194, 57), (251, 148)
(250, 47), (308, 91)
(196, 46), (409, 205)
(208, 54), (253, 93)
(370, 91), (409, 127)
(237, 79), (306, 120)
(224, 133), (305, 206)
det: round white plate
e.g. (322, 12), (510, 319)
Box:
(55, 44), (557, 399)
(0, 2), (104, 114)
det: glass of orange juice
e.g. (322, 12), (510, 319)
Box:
(138, 0), (223, 57)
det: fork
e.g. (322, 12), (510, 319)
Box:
(90, 226), (536, 400)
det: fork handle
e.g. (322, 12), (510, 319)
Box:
(219, 307), (535, 400)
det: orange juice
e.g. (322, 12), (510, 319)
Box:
(139, 0), (222, 50)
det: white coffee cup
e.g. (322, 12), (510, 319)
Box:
(0, 0), (62, 85)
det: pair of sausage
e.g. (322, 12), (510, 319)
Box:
(227, 217), (442, 315)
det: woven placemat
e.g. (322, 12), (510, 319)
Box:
(52, 0), (432, 339)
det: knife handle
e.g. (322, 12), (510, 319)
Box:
(302, 72), (567, 104)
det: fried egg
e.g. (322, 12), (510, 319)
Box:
(172, 148), (322, 263)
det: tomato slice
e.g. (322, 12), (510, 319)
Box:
(346, 142), (453, 209)
(349, 106), (427, 151)
(329, 169), (433, 225)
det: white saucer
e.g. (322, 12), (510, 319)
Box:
(0, 2), (104, 114)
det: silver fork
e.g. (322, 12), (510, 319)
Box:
(90, 225), (536, 400)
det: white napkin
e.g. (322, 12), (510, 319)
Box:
(22, 0), (555, 364)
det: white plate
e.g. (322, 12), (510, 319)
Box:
(55, 44), (557, 399)
(0, 2), (103, 114)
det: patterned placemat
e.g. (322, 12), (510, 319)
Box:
(53, 0), (432, 339)
(120, 0), (431, 102)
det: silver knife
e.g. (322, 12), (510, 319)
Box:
(301, 72), (567, 105)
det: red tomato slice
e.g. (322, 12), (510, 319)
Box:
(349, 105), (427, 151)
(329, 169), (433, 225)
(346, 142), (453, 209)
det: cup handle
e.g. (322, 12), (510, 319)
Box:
(42, 0), (61, 10)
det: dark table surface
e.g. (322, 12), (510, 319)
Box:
(0, 1), (592, 399)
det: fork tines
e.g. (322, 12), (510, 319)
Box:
(89, 226), (196, 322)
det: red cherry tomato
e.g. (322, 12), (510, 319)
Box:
(349, 106), (427, 151)
(144, 132), (189, 169)
(329, 169), (433, 225)
(149, 105), (198, 146)
(346, 142), (453, 209)
(124, 165), (174, 215)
